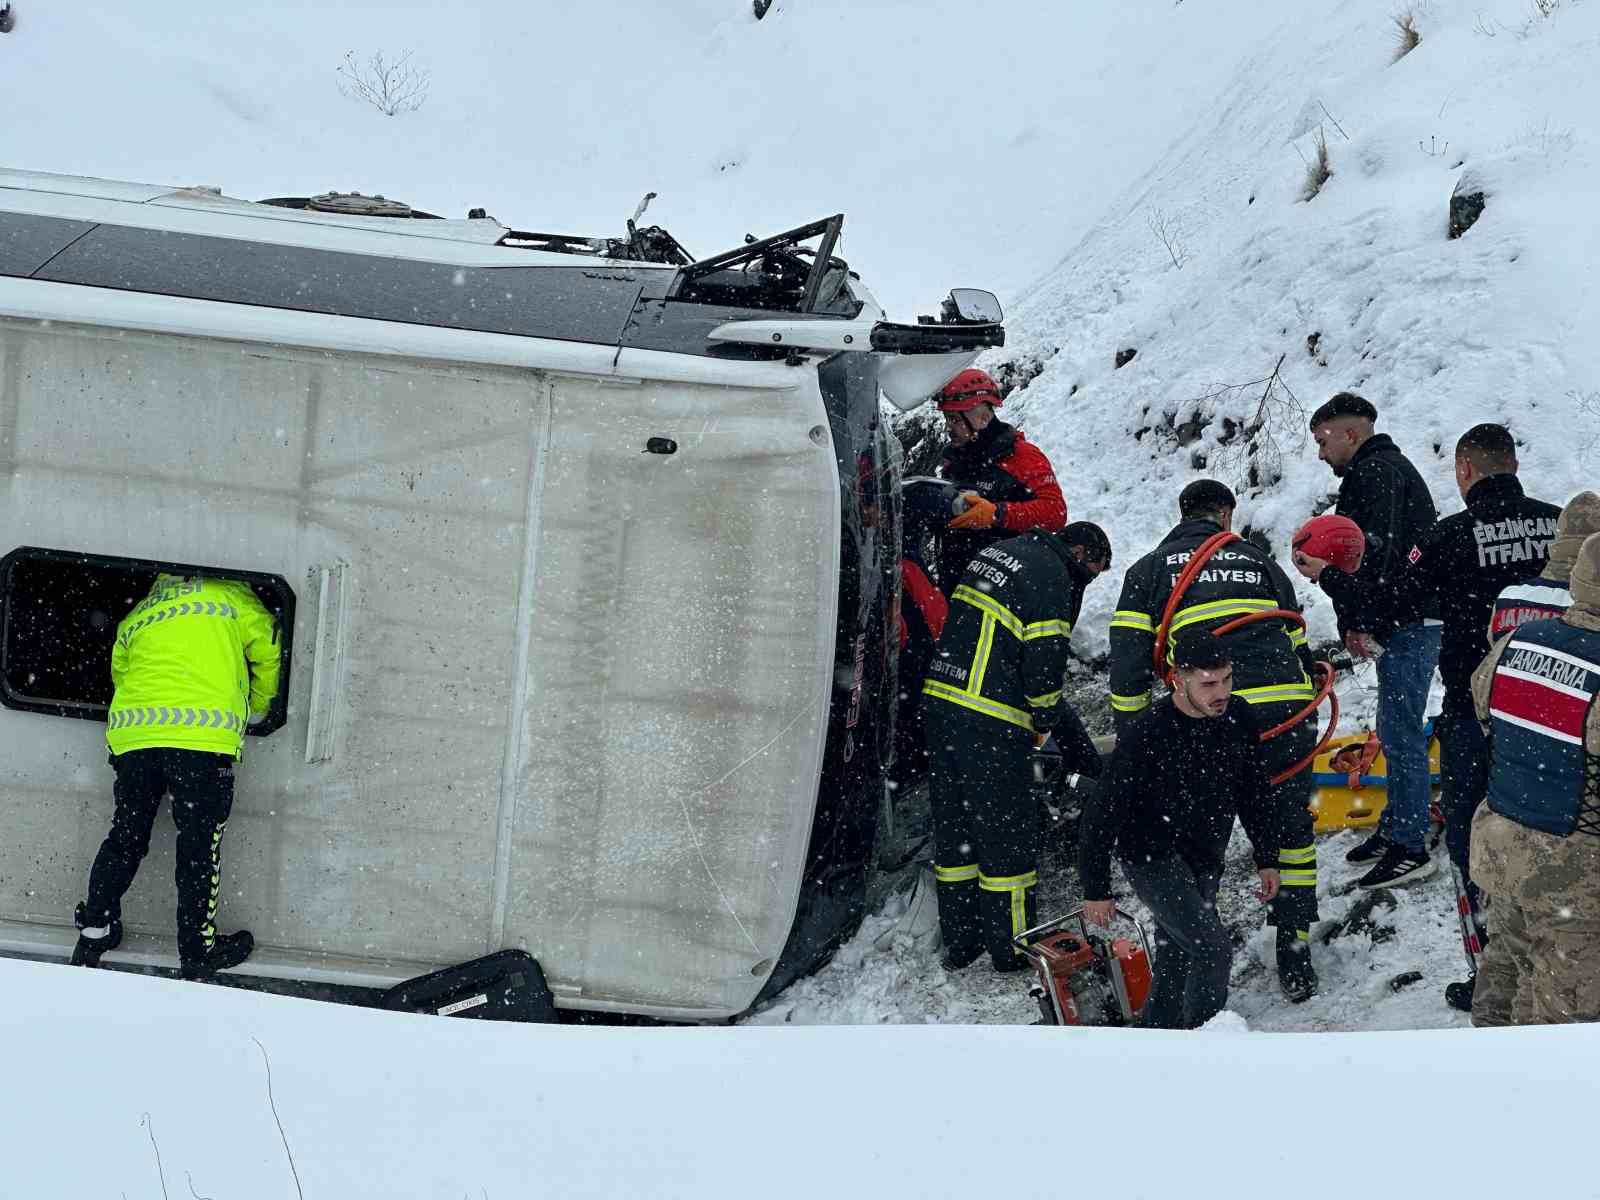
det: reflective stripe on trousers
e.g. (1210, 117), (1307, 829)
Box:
(979, 870), (1038, 944)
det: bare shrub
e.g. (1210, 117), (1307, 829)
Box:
(1392, 10), (1422, 59)
(337, 50), (430, 116)
(1299, 128), (1333, 202)
(1576, 389), (1600, 459)
(1198, 355), (1307, 491)
(1146, 207), (1191, 270)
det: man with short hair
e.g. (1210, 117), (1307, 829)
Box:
(1110, 479), (1322, 1002)
(1307, 393), (1441, 890)
(1080, 633), (1281, 1029)
(1467, 532), (1600, 1026)
(923, 520), (1109, 972)
(71, 573), (281, 980)
(932, 368), (1067, 593)
(1295, 423), (1559, 1010)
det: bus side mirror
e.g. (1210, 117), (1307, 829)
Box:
(945, 289), (1003, 325)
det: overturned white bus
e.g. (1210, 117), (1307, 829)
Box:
(0, 168), (1002, 1019)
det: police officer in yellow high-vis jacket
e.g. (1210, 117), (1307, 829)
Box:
(72, 574), (281, 978)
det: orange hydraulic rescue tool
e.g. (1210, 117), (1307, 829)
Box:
(1150, 530), (1339, 785)
(1015, 908), (1154, 1027)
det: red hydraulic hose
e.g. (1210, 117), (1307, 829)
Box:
(1151, 530), (1240, 681)
(1150, 535), (1339, 785)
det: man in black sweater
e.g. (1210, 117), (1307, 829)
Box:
(1309, 394), (1440, 890)
(1080, 634), (1281, 1029)
(1295, 422), (1559, 1010)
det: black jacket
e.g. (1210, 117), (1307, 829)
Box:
(1109, 518), (1314, 737)
(1320, 473), (1560, 715)
(1330, 433), (1438, 639)
(1078, 696), (1279, 900)
(923, 530), (1091, 735)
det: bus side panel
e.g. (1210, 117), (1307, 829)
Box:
(506, 373), (838, 1017)
(0, 318), (534, 966)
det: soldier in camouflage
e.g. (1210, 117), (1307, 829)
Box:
(1469, 530), (1600, 1026)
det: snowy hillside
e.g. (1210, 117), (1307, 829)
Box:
(998, 0), (1600, 688)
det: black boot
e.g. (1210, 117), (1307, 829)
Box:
(1445, 976), (1475, 1012)
(941, 944), (984, 971)
(1276, 929), (1319, 1004)
(180, 931), (254, 980)
(70, 903), (123, 968)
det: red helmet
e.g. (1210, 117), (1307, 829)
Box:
(936, 368), (1002, 413)
(1293, 513), (1366, 573)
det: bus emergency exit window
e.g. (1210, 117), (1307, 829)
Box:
(0, 547), (294, 736)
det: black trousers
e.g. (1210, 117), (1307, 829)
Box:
(83, 748), (236, 963)
(1123, 855), (1230, 1029)
(1436, 710), (1489, 895)
(924, 702), (1039, 968)
(1254, 703), (1319, 945)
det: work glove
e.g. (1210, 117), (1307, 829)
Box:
(947, 493), (998, 531)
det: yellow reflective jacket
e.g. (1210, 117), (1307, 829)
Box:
(106, 575), (282, 758)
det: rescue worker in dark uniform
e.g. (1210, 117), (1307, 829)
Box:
(923, 520), (1111, 971)
(71, 573), (281, 979)
(1109, 480), (1322, 1002)
(933, 368), (1067, 593)
(1295, 423), (1560, 1011)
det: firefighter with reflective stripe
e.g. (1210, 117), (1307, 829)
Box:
(72, 574), (282, 979)
(932, 368), (1068, 594)
(1109, 479), (1321, 1002)
(923, 521), (1111, 971)
(1466, 532), (1600, 1025)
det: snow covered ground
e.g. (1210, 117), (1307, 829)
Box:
(751, 819), (1476, 1033)
(7, 951), (1598, 1199)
